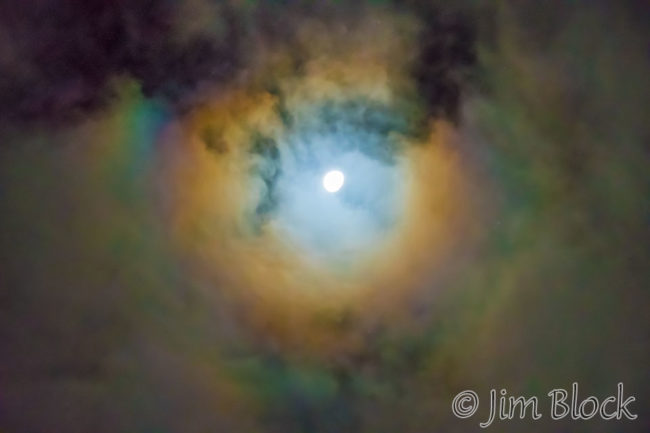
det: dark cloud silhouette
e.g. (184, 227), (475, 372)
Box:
(0, 0), (243, 123)
(0, 0), (477, 125)
(412, 8), (477, 122)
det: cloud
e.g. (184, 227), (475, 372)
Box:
(1, 1), (648, 432)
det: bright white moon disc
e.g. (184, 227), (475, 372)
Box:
(322, 170), (344, 193)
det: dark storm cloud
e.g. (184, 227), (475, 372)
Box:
(0, 0), (478, 125)
(0, 0), (243, 123)
(413, 8), (477, 122)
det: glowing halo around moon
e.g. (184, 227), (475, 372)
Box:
(322, 170), (345, 193)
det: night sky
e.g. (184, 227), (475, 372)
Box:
(0, 1), (649, 432)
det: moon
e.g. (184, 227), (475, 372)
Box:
(322, 170), (345, 193)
